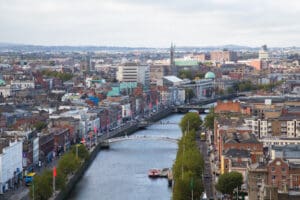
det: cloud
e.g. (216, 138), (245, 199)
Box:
(0, 0), (299, 47)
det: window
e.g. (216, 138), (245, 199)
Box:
(282, 167), (286, 172)
(272, 167), (275, 171)
(272, 175), (276, 180)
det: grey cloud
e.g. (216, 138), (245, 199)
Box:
(0, 0), (299, 47)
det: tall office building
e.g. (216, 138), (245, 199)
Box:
(210, 49), (238, 63)
(259, 45), (269, 60)
(117, 62), (150, 87)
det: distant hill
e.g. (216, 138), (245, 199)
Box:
(0, 42), (298, 53)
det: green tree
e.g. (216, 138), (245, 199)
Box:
(216, 171), (243, 197)
(204, 107), (215, 130)
(34, 121), (47, 131)
(178, 70), (193, 79)
(226, 87), (234, 94)
(173, 129), (204, 200)
(185, 88), (195, 103)
(29, 170), (53, 200)
(55, 167), (67, 191)
(179, 112), (202, 133)
(70, 144), (89, 161)
(173, 172), (203, 200)
(57, 152), (80, 175)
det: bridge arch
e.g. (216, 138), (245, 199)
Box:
(106, 135), (179, 144)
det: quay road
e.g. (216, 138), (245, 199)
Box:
(197, 138), (215, 200)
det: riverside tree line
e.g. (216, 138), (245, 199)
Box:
(29, 144), (89, 200)
(173, 111), (243, 200)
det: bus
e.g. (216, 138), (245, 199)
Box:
(200, 132), (206, 141)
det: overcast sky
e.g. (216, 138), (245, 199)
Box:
(0, 0), (299, 47)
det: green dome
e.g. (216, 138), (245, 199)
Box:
(204, 72), (215, 79)
(0, 79), (5, 86)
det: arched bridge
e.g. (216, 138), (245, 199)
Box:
(173, 105), (207, 114)
(106, 135), (179, 144)
(138, 120), (179, 128)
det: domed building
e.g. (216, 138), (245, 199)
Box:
(0, 79), (5, 86)
(204, 71), (216, 79)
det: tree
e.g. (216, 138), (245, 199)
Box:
(178, 70), (193, 80)
(173, 129), (204, 200)
(34, 121), (47, 131)
(30, 170), (53, 200)
(57, 152), (80, 175)
(226, 87), (234, 95)
(70, 144), (89, 161)
(204, 107), (215, 130)
(185, 88), (195, 103)
(216, 171), (243, 197)
(179, 112), (202, 133)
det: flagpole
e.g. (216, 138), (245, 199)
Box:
(53, 174), (55, 195)
(53, 167), (56, 196)
(33, 181), (34, 200)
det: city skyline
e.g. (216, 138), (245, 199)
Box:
(0, 0), (300, 47)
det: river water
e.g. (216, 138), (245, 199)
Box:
(68, 113), (207, 200)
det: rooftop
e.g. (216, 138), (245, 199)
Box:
(223, 132), (259, 144)
(163, 76), (183, 83)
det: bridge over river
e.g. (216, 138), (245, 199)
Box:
(107, 135), (178, 144)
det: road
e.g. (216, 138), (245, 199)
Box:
(197, 138), (215, 200)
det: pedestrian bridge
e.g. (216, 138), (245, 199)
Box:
(106, 135), (179, 144)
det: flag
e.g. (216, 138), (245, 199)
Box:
(94, 126), (97, 133)
(53, 167), (57, 177)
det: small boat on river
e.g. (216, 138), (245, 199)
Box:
(148, 169), (161, 178)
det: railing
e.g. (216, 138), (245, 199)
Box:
(107, 135), (179, 144)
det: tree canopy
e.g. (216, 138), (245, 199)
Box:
(30, 144), (89, 199)
(173, 114), (205, 200)
(185, 88), (195, 103)
(173, 130), (204, 200)
(179, 112), (202, 133)
(41, 70), (73, 82)
(204, 107), (215, 130)
(216, 171), (243, 196)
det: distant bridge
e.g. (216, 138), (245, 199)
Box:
(173, 105), (208, 114)
(106, 135), (179, 144)
(138, 120), (179, 128)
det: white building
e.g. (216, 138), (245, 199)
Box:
(0, 140), (23, 194)
(0, 85), (12, 97)
(11, 79), (35, 90)
(117, 63), (150, 87)
(244, 118), (271, 138)
(286, 119), (300, 138)
(258, 45), (269, 60)
(259, 137), (300, 147)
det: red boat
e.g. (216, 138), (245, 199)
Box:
(148, 169), (161, 178)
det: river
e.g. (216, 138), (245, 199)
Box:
(68, 113), (207, 200)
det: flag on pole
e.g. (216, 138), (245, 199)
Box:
(53, 167), (57, 177)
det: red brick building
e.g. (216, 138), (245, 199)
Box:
(215, 101), (241, 114)
(267, 158), (290, 191)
